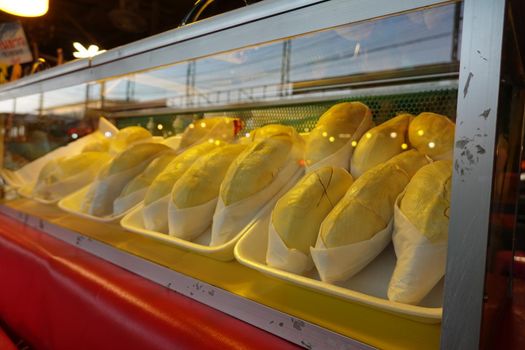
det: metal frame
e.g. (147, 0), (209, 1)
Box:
(441, 0), (506, 348)
(0, 0), (511, 348)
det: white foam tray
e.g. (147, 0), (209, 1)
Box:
(121, 170), (304, 261)
(234, 212), (443, 323)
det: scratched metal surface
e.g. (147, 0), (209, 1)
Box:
(440, 0), (506, 348)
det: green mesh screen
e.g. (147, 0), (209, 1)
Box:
(115, 88), (457, 136)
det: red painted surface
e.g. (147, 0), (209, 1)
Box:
(0, 326), (17, 350)
(0, 213), (298, 350)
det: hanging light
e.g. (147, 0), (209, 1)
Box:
(0, 0), (49, 17)
(72, 42), (106, 59)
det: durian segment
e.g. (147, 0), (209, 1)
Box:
(82, 133), (110, 153)
(351, 114), (412, 177)
(33, 152), (112, 194)
(305, 102), (372, 166)
(179, 117), (237, 149)
(171, 144), (247, 209)
(119, 151), (177, 197)
(144, 142), (220, 205)
(249, 124), (298, 142)
(109, 126), (152, 155)
(83, 143), (170, 216)
(272, 166), (353, 254)
(320, 150), (428, 247)
(408, 112), (455, 159)
(220, 134), (294, 206)
(400, 160), (452, 242)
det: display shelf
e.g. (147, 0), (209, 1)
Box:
(0, 199), (440, 350)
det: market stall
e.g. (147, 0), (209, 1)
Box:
(0, 0), (523, 349)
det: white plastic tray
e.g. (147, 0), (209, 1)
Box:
(234, 211), (444, 323)
(58, 185), (139, 223)
(121, 169), (304, 261)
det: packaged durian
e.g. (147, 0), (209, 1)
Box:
(167, 144), (247, 240)
(305, 102), (373, 172)
(266, 166), (353, 274)
(408, 112), (455, 160)
(388, 160), (452, 305)
(108, 126), (152, 155)
(211, 133), (305, 246)
(351, 114), (412, 178)
(142, 141), (221, 232)
(311, 150), (429, 283)
(81, 143), (170, 217)
(81, 132), (110, 153)
(31, 152), (112, 202)
(112, 151), (177, 215)
(179, 117), (238, 150)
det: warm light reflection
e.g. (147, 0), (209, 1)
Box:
(189, 124), (195, 129)
(245, 132), (250, 138)
(0, 0), (48, 17)
(401, 143), (408, 150)
(417, 129), (425, 136)
(157, 124), (163, 130)
(200, 122), (207, 128)
(71, 133), (78, 139)
(208, 138), (214, 143)
(322, 131), (328, 137)
(351, 141), (358, 147)
(428, 141), (436, 149)
(390, 132), (397, 138)
(104, 131), (113, 138)
(365, 132), (372, 139)
(214, 140), (221, 145)
(329, 136), (335, 143)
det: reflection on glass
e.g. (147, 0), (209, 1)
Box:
(98, 3), (460, 112)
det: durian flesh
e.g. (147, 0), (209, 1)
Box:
(272, 166), (353, 254)
(220, 134), (294, 206)
(351, 114), (412, 177)
(408, 112), (455, 159)
(400, 160), (452, 242)
(320, 150), (428, 247)
(144, 142), (220, 205)
(171, 144), (247, 208)
(305, 102), (372, 166)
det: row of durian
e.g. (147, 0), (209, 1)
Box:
(31, 102), (454, 305)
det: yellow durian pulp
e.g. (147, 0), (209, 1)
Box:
(400, 160), (452, 242)
(305, 102), (372, 166)
(249, 124), (298, 142)
(220, 134), (294, 206)
(107, 143), (170, 175)
(144, 142), (220, 205)
(119, 151), (177, 197)
(82, 132), (110, 153)
(351, 114), (412, 177)
(35, 152), (111, 189)
(109, 126), (152, 155)
(320, 150), (428, 247)
(179, 117), (237, 149)
(171, 144), (247, 208)
(408, 112), (455, 159)
(272, 166), (353, 254)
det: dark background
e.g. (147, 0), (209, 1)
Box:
(0, 0), (257, 63)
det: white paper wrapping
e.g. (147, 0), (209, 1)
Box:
(1, 117), (118, 189)
(387, 195), (447, 305)
(211, 157), (303, 247)
(306, 116), (373, 173)
(113, 187), (148, 216)
(311, 220), (393, 283)
(28, 163), (107, 203)
(82, 156), (156, 217)
(142, 195), (170, 233)
(266, 222), (314, 274)
(168, 197), (218, 240)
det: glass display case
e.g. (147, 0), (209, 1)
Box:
(0, 0), (522, 348)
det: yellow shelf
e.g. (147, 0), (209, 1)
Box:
(4, 198), (440, 349)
